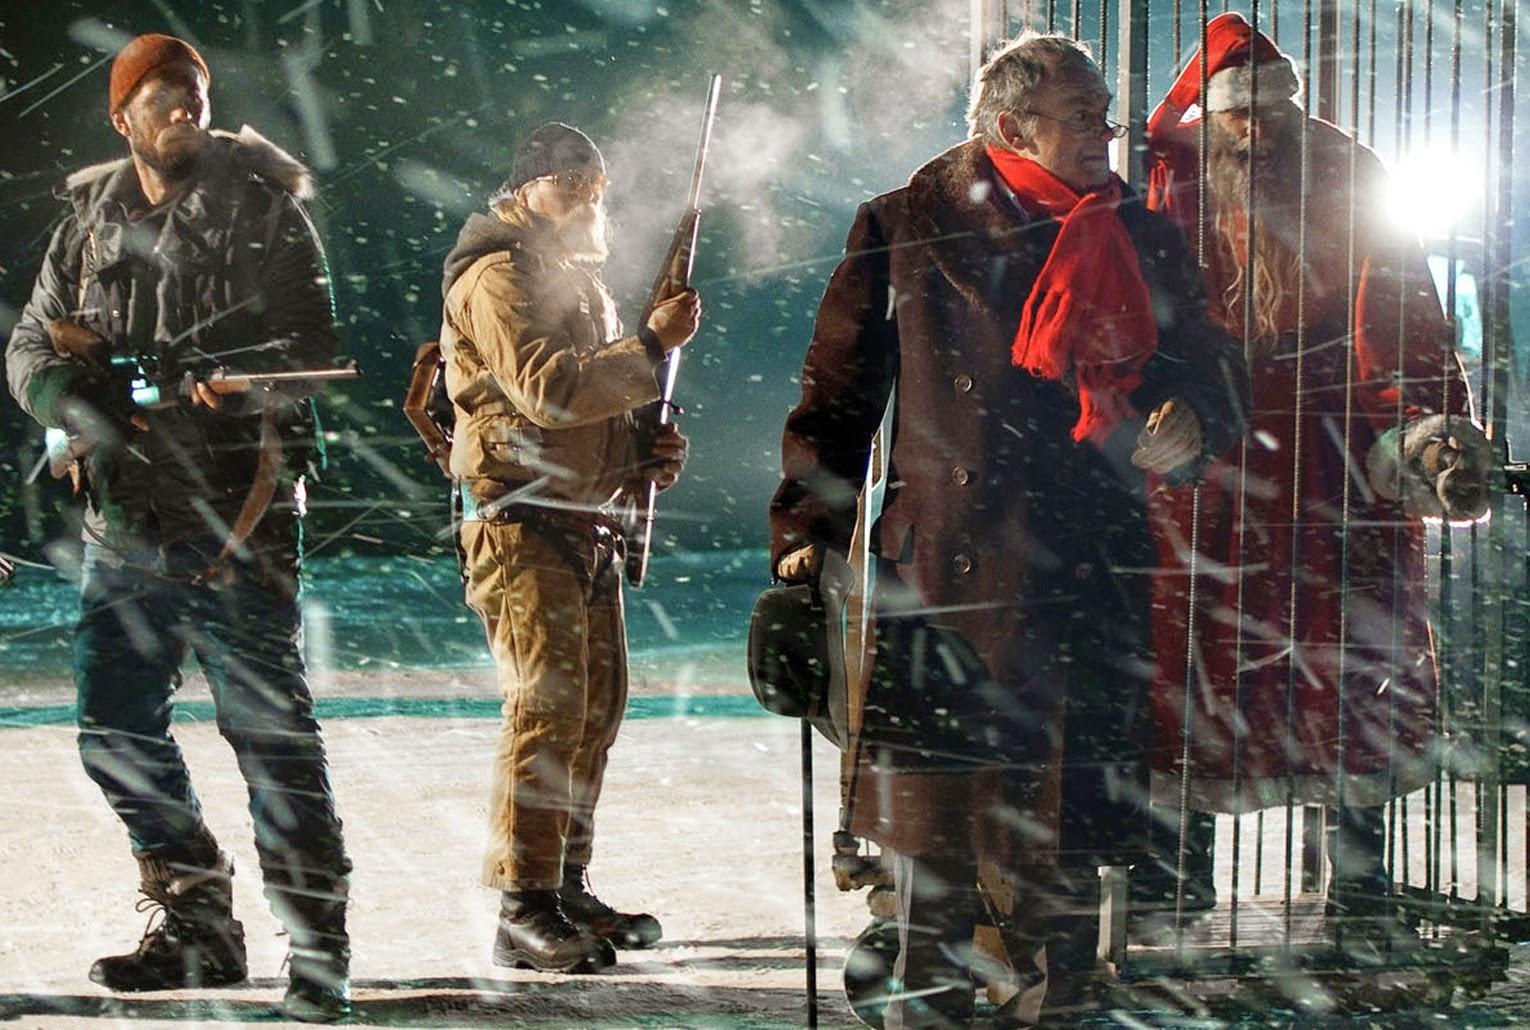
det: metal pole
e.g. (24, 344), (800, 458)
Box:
(1478, 0), (1517, 926)
(1318, 0), (1341, 121)
(1117, 0), (1149, 185)
(801, 719), (818, 1029)
(971, 0), (1009, 77)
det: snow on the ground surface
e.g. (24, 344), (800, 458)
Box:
(0, 712), (867, 1028)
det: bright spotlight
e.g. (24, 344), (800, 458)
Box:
(1382, 148), (1483, 239)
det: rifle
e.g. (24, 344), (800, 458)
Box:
(109, 354), (361, 409)
(623, 72), (722, 588)
(44, 357), (361, 481)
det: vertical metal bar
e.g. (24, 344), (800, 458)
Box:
(1255, 809), (1266, 895)
(1117, 0), (1149, 185)
(1477, 0), (1516, 927)
(1383, 0), (1415, 921)
(1174, 486), (1203, 957)
(1302, 807), (1324, 893)
(1099, 0), (1110, 73)
(1272, 0), (1308, 953)
(1319, 0), (1341, 122)
(1173, 0), (1182, 64)
(971, 0), (1009, 81)
(1072, 0), (1083, 39)
(1425, 783), (1436, 903)
(1367, 0), (1378, 143)
(1500, 783), (1510, 906)
(1432, 0), (1464, 931)
(1333, 0), (1365, 944)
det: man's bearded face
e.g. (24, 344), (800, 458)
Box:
(552, 197), (610, 266)
(1206, 102), (1300, 207)
(522, 172), (610, 265)
(114, 62), (210, 182)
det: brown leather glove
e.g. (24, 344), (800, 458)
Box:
(46, 320), (111, 370)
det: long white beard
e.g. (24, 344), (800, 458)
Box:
(558, 204), (610, 267)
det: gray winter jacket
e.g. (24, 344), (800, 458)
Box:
(6, 126), (338, 548)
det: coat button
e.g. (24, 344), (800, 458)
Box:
(952, 553), (973, 575)
(953, 373), (974, 393)
(951, 465), (970, 486)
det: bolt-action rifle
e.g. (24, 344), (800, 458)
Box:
(622, 73), (722, 588)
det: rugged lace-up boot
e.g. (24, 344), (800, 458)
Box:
(282, 945), (352, 1023)
(494, 890), (616, 973)
(90, 836), (247, 991)
(558, 865), (663, 949)
(277, 875), (352, 1023)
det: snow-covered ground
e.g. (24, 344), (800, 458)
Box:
(0, 700), (868, 1028)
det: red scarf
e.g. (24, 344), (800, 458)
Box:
(987, 146), (1159, 444)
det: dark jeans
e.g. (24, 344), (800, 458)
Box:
(73, 536), (350, 936)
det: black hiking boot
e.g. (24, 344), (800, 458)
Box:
(558, 865), (663, 949)
(90, 838), (248, 991)
(493, 890), (615, 973)
(276, 874), (352, 1023)
(282, 946), (352, 1023)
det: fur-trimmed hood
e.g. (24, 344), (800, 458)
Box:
(61, 124), (314, 203)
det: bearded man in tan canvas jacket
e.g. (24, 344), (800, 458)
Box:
(438, 122), (700, 973)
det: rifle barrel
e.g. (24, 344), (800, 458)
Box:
(209, 364), (361, 385)
(686, 74), (723, 212)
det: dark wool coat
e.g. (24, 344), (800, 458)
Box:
(770, 140), (1248, 866)
(6, 127), (336, 551)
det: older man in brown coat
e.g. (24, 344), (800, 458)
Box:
(771, 34), (1247, 1026)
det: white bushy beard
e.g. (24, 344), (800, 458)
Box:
(555, 202), (610, 267)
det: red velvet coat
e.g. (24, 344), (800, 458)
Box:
(770, 140), (1248, 864)
(1144, 117), (1471, 811)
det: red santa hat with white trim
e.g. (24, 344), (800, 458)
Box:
(1149, 12), (1301, 137)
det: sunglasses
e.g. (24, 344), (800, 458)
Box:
(537, 170), (608, 196)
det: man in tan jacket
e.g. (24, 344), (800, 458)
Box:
(439, 122), (700, 973)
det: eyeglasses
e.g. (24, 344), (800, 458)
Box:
(1025, 110), (1129, 139)
(537, 170), (608, 197)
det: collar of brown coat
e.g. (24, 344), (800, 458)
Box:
(903, 138), (1147, 315)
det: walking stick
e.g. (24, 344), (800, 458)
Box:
(802, 717), (819, 1028)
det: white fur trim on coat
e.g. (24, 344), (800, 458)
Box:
(1204, 58), (1301, 112)
(62, 124), (314, 199)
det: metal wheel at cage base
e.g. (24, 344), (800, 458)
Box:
(844, 918), (900, 1028)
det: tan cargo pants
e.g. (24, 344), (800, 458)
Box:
(460, 518), (628, 891)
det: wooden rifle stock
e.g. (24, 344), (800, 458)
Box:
(625, 73), (721, 588)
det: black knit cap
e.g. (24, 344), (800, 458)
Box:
(493, 122), (605, 201)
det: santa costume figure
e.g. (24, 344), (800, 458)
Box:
(1136, 12), (1493, 919)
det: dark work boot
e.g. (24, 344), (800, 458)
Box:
(558, 865), (663, 949)
(90, 835), (248, 991)
(493, 890), (616, 973)
(278, 877), (352, 1023)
